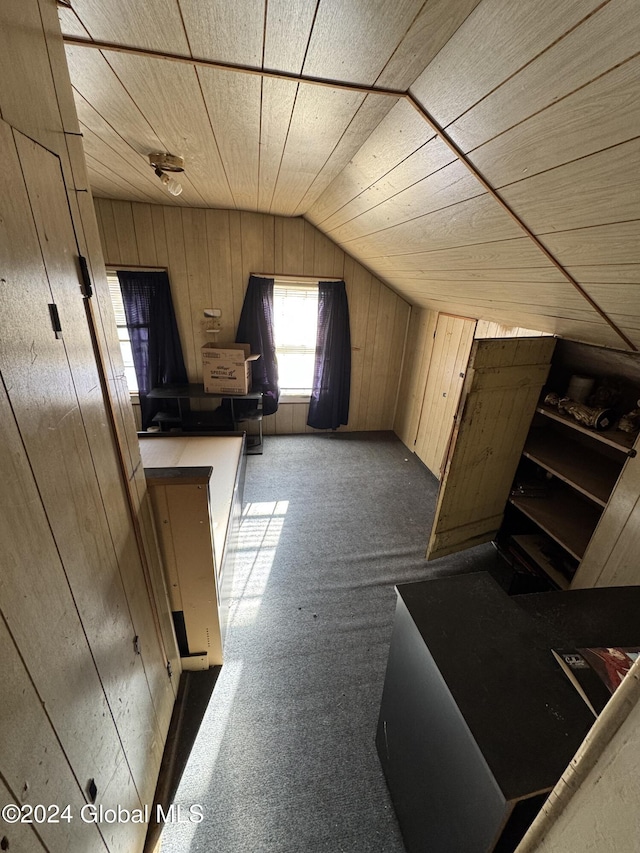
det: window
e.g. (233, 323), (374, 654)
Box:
(107, 270), (138, 393)
(273, 280), (318, 396)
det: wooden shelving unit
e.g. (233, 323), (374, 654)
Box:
(536, 403), (636, 453)
(497, 337), (640, 590)
(425, 336), (640, 591)
(510, 486), (602, 562)
(522, 429), (623, 507)
(510, 534), (571, 591)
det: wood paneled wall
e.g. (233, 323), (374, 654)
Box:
(0, 4), (177, 852)
(94, 199), (411, 433)
(393, 307), (544, 464)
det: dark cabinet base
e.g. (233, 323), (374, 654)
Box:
(376, 573), (640, 853)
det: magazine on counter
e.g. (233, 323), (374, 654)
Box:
(552, 647), (640, 717)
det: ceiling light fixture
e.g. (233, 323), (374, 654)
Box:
(148, 152), (184, 196)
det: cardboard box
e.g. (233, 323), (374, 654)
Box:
(201, 343), (260, 395)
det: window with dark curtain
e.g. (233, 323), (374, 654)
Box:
(236, 275), (351, 429)
(235, 275), (280, 416)
(307, 280), (351, 430)
(117, 270), (187, 430)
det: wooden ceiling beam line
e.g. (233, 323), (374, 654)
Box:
(61, 36), (406, 99)
(404, 93), (637, 352)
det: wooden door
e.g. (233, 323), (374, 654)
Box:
(426, 336), (556, 560)
(415, 314), (477, 478)
(0, 122), (171, 812)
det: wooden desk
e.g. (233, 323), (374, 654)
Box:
(139, 434), (245, 668)
(376, 573), (640, 853)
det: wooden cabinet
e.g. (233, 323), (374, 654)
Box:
(426, 337), (640, 591)
(504, 405), (632, 588)
(426, 336), (556, 559)
(139, 435), (245, 668)
(502, 341), (640, 590)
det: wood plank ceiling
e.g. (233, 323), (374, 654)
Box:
(58, 0), (640, 349)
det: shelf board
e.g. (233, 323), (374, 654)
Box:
(523, 430), (622, 507)
(511, 534), (571, 590)
(510, 488), (602, 562)
(536, 404), (636, 453)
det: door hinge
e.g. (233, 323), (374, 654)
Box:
(78, 255), (93, 298)
(167, 660), (173, 679)
(133, 635), (141, 655)
(48, 303), (62, 338)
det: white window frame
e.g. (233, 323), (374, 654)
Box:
(273, 279), (319, 401)
(106, 267), (152, 397)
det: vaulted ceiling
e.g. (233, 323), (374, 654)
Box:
(58, 0), (640, 350)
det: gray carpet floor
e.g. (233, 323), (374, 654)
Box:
(159, 431), (498, 853)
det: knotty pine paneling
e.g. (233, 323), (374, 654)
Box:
(95, 199), (411, 433)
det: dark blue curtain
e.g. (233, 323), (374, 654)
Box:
(117, 270), (187, 430)
(307, 281), (351, 430)
(236, 275), (279, 415)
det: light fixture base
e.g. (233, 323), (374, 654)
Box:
(148, 152), (184, 172)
